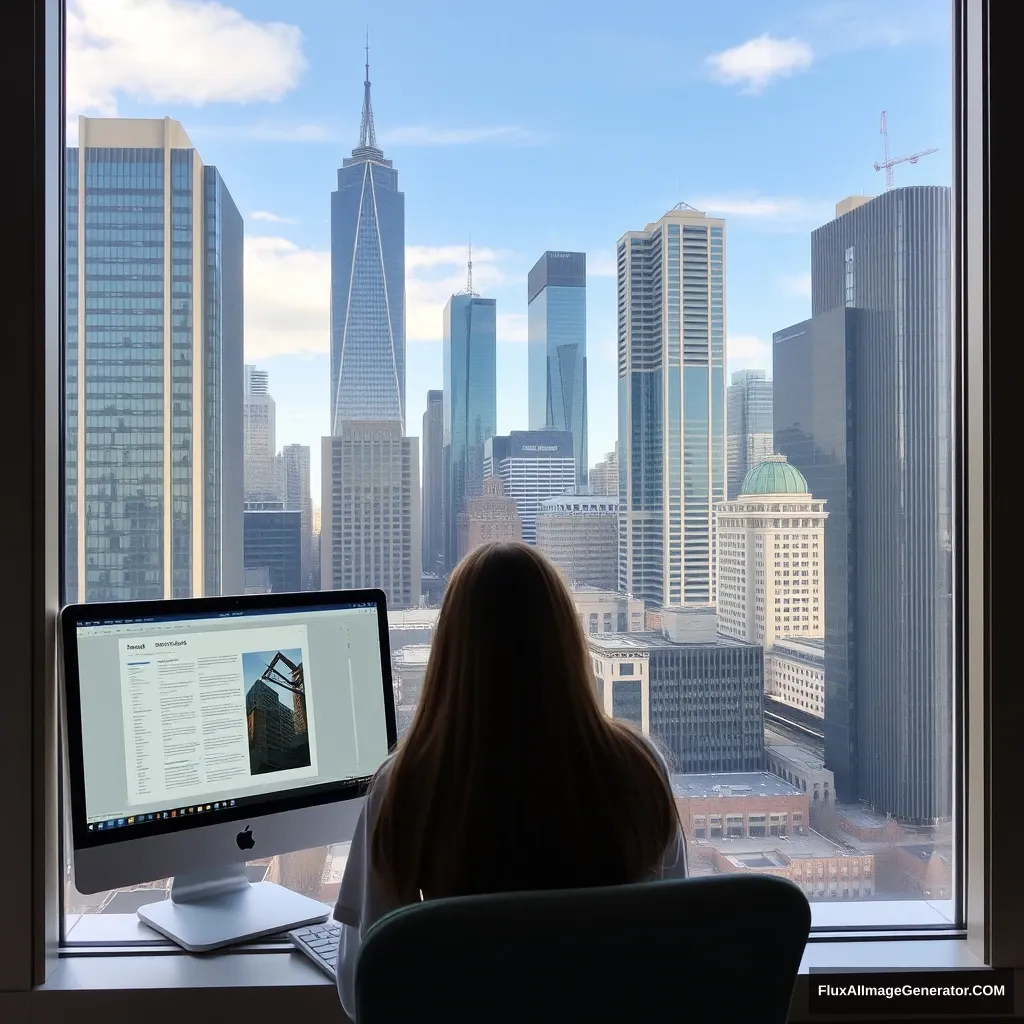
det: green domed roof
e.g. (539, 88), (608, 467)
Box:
(739, 455), (809, 496)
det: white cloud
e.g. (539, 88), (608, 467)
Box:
(691, 193), (833, 228)
(250, 211), (296, 225)
(244, 240), (523, 360)
(727, 334), (773, 375)
(780, 271), (812, 299)
(67, 0), (306, 118)
(706, 35), (814, 94)
(379, 125), (545, 147)
(244, 236), (330, 361)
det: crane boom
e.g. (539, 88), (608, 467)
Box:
(874, 110), (938, 189)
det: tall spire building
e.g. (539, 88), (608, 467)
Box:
(322, 50), (419, 608)
(329, 45), (406, 432)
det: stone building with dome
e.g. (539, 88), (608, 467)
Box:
(715, 455), (828, 652)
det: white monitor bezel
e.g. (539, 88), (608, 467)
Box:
(59, 589), (396, 894)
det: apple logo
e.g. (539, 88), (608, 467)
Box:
(236, 826), (255, 851)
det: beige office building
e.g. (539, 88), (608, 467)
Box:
(66, 117), (243, 602)
(715, 455), (827, 649)
(457, 476), (522, 560)
(321, 423), (420, 609)
(536, 495), (618, 590)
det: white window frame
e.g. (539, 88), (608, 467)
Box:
(0, 2), (1016, 1022)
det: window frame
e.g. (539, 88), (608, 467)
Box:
(0, 0), (1017, 1020)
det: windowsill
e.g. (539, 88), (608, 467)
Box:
(63, 897), (957, 947)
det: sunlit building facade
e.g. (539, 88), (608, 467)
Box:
(617, 204), (726, 608)
(65, 116), (243, 603)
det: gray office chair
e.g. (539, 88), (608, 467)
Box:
(355, 874), (811, 1023)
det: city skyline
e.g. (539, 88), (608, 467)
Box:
(64, 0), (951, 499)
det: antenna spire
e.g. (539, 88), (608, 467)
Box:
(358, 29), (378, 151)
(467, 235), (474, 295)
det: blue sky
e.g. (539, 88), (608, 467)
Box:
(67, 0), (951, 501)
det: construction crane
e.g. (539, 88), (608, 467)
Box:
(874, 110), (938, 190)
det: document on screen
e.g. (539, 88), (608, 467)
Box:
(118, 625), (319, 807)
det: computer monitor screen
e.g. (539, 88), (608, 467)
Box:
(61, 590), (396, 885)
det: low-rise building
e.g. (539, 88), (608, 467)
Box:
(572, 586), (644, 635)
(693, 829), (876, 901)
(765, 637), (825, 718)
(393, 644), (430, 706)
(765, 733), (835, 816)
(670, 772), (809, 842)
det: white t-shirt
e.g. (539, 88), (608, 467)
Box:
(332, 739), (688, 1020)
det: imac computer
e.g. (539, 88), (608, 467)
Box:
(59, 589), (397, 952)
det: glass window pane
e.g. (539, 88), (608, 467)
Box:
(61, 0), (957, 941)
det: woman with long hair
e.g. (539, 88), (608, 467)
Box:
(333, 542), (686, 1016)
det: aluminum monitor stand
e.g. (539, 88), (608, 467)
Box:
(138, 863), (331, 953)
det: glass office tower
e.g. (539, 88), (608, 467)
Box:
(65, 116), (243, 604)
(329, 59), (405, 432)
(528, 251), (588, 490)
(442, 292), (497, 568)
(616, 204), (726, 607)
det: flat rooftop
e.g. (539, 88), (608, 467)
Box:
(765, 738), (828, 773)
(387, 608), (440, 630)
(394, 644), (431, 667)
(587, 631), (756, 652)
(670, 772), (803, 800)
(693, 828), (851, 861)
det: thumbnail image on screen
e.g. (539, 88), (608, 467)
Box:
(241, 648), (311, 776)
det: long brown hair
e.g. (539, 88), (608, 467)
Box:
(371, 541), (678, 905)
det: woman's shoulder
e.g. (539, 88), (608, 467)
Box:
(364, 752), (398, 810)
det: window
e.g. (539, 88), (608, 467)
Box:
(8, 0), (1019, 1007)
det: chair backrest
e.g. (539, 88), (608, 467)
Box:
(355, 874), (811, 1024)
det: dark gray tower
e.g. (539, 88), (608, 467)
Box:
(774, 187), (952, 824)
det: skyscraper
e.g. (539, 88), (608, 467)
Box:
(442, 288), (497, 568)
(421, 390), (444, 572)
(323, 53), (418, 604)
(773, 187), (952, 824)
(65, 116), (243, 603)
(281, 444), (313, 588)
(330, 50), (405, 432)
(528, 251), (588, 489)
(244, 365), (279, 502)
(617, 204), (726, 607)
(726, 369), (774, 500)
